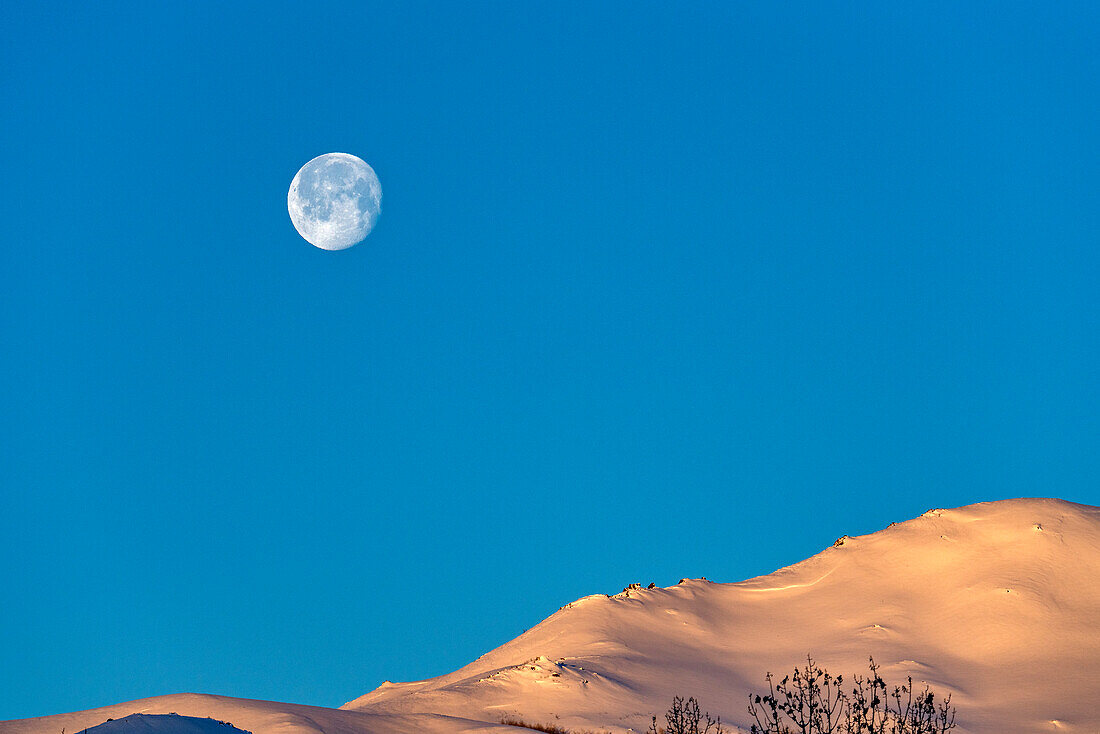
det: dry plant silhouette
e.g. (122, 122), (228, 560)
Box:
(747, 656), (956, 734)
(651, 656), (957, 734)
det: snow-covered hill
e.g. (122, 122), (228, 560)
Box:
(77, 713), (251, 734)
(0, 694), (516, 734)
(5, 498), (1099, 734)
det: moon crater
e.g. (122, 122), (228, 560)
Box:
(288, 152), (381, 250)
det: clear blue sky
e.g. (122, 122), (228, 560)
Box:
(1, 1), (1097, 721)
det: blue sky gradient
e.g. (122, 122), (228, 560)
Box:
(2, 0), (1098, 720)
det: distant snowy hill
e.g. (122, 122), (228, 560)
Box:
(4, 498), (1099, 734)
(0, 694), (514, 734)
(77, 714), (250, 734)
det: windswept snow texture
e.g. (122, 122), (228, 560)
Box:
(3, 498), (1099, 734)
(78, 714), (250, 734)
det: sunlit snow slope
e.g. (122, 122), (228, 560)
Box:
(4, 498), (1098, 734)
(343, 498), (1100, 734)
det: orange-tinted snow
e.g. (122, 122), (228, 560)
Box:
(5, 498), (1098, 734)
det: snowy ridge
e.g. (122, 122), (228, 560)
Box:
(78, 713), (251, 734)
(343, 498), (1100, 733)
(4, 498), (1099, 734)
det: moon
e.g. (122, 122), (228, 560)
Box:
(288, 152), (382, 250)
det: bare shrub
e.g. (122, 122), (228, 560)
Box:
(649, 695), (724, 734)
(500, 715), (570, 734)
(748, 656), (957, 734)
(500, 714), (610, 734)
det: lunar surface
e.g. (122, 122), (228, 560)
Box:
(288, 153), (381, 250)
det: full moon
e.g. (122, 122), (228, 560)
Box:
(288, 152), (382, 250)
